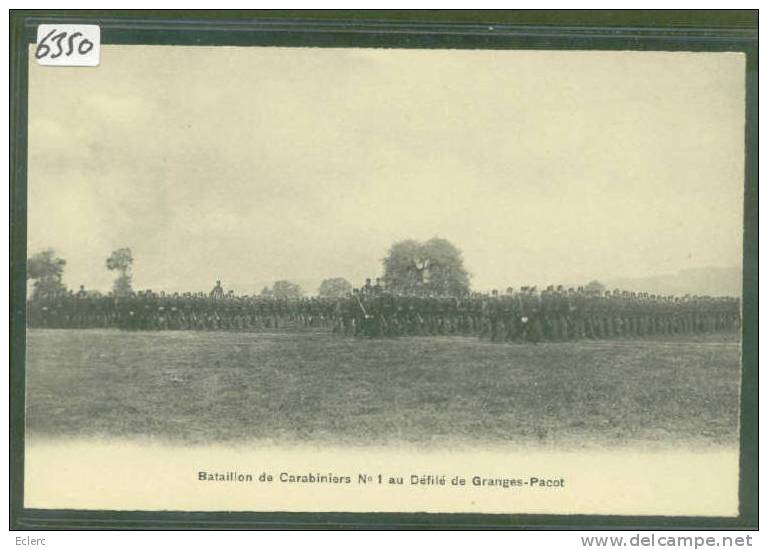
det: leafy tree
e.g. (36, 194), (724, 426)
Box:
(106, 247), (134, 297)
(272, 280), (303, 300)
(317, 277), (352, 298)
(382, 237), (470, 297)
(27, 248), (67, 299)
(259, 285), (273, 297)
(584, 280), (606, 295)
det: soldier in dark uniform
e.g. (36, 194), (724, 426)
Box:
(350, 288), (367, 336)
(568, 288), (583, 340)
(210, 280), (224, 299)
(555, 285), (570, 341)
(362, 278), (373, 296)
(499, 292), (520, 343)
(520, 287), (543, 343)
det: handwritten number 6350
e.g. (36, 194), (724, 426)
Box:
(35, 28), (94, 60)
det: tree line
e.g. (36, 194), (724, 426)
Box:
(27, 237), (606, 300)
(28, 247), (136, 299)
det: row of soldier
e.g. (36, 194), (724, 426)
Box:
(27, 285), (337, 331)
(27, 280), (741, 342)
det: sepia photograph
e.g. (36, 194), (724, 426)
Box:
(17, 33), (751, 522)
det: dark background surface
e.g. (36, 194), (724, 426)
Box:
(9, 9), (762, 28)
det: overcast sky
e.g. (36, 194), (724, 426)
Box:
(28, 46), (745, 294)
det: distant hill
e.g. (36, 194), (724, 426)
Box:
(604, 266), (742, 297)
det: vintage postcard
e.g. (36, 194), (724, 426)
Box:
(22, 44), (746, 518)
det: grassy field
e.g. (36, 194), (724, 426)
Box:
(25, 329), (741, 448)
